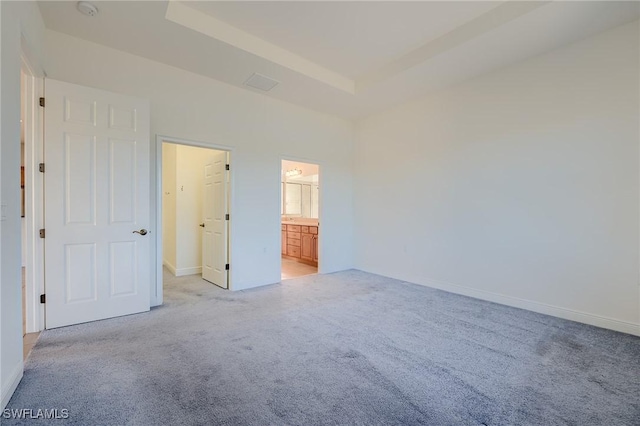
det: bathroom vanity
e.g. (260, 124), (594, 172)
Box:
(282, 223), (318, 266)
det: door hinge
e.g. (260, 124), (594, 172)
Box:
(39, 229), (45, 238)
(39, 97), (45, 107)
(40, 294), (46, 304)
(225, 164), (230, 171)
(225, 214), (229, 220)
(39, 163), (45, 173)
(225, 264), (230, 271)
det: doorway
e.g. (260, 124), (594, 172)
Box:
(160, 140), (230, 290)
(281, 160), (319, 279)
(20, 67), (40, 356)
(21, 69), (27, 337)
(20, 54), (45, 339)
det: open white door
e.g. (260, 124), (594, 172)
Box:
(201, 151), (228, 288)
(44, 79), (151, 328)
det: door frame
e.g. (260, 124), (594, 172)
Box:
(22, 49), (45, 333)
(154, 135), (234, 304)
(279, 155), (323, 277)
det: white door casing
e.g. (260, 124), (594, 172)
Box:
(44, 79), (151, 328)
(202, 151), (228, 288)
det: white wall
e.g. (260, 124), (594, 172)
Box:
(355, 20), (640, 335)
(162, 143), (177, 272)
(0, 0), (5, 410)
(0, 0), (45, 409)
(44, 30), (355, 293)
(21, 137), (25, 267)
(175, 145), (210, 275)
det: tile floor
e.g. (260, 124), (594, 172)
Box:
(281, 258), (317, 280)
(22, 266), (40, 360)
(23, 332), (40, 360)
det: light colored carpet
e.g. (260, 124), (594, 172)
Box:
(6, 269), (640, 425)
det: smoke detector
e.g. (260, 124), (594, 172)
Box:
(77, 1), (99, 17)
(244, 73), (279, 92)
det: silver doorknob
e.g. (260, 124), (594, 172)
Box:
(133, 229), (148, 235)
(199, 223), (205, 228)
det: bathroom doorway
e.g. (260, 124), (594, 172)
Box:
(281, 160), (319, 279)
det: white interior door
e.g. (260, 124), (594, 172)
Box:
(202, 151), (228, 288)
(44, 79), (151, 329)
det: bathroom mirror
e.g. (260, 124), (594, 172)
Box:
(281, 160), (319, 219)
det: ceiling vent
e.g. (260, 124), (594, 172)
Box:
(244, 73), (279, 92)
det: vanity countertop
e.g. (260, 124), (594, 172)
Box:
(281, 221), (319, 227)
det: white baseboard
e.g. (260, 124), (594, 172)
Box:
(163, 260), (176, 276)
(1, 362), (23, 410)
(372, 271), (640, 336)
(162, 262), (201, 277)
(175, 267), (202, 277)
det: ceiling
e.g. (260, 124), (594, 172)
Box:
(186, 1), (502, 79)
(38, 1), (640, 120)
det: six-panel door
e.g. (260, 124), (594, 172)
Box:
(44, 79), (151, 329)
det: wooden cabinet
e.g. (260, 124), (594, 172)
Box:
(282, 223), (318, 266)
(287, 245), (301, 258)
(288, 238), (301, 247)
(309, 226), (318, 263)
(286, 225), (301, 258)
(312, 235), (318, 263)
(300, 233), (313, 262)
